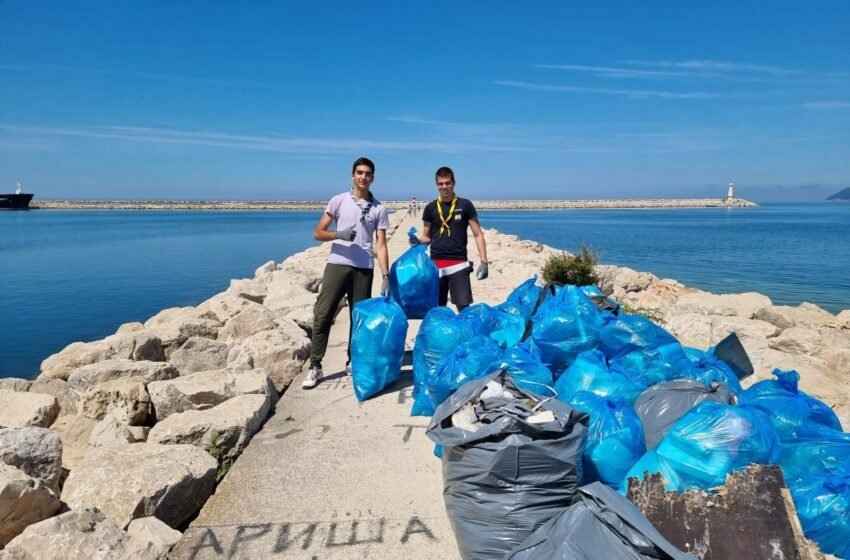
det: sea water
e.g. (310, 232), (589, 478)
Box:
(1, 204), (848, 378)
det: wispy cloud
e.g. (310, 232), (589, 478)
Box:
(801, 101), (850, 110)
(494, 80), (717, 99)
(621, 59), (805, 76)
(534, 64), (716, 79)
(0, 123), (612, 155)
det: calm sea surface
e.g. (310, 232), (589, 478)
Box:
(1, 204), (848, 378)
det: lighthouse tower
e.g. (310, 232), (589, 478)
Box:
(726, 182), (735, 200)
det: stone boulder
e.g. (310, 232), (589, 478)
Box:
(116, 321), (146, 334)
(226, 277), (269, 304)
(217, 303), (278, 342)
(768, 326), (821, 355)
(0, 464), (61, 547)
(754, 302), (835, 332)
(262, 270), (319, 315)
(598, 265), (657, 299)
(28, 377), (79, 416)
(664, 313), (780, 352)
(0, 391), (59, 429)
(673, 291), (773, 319)
(226, 320), (311, 391)
(147, 368), (276, 421)
(0, 427), (63, 493)
(148, 394), (271, 461)
(88, 415), (136, 448)
(197, 293), (258, 323)
(126, 516), (182, 559)
(39, 331), (165, 380)
(50, 415), (98, 470)
(62, 443), (217, 529)
(0, 378), (31, 392)
(143, 307), (221, 358)
(254, 259), (279, 277)
(167, 337), (230, 374)
(1, 508), (159, 560)
(620, 278), (698, 312)
(67, 359), (179, 392)
(79, 377), (151, 426)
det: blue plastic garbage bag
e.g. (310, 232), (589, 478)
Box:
(683, 347), (744, 395)
(460, 303), (525, 348)
(779, 424), (850, 483)
(653, 401), (781, 491)
(554, 349), (648, 405)
(741, 369), (843, 438)
(350, 297), (409, 401)
(621, 449), (685, 494)
(500, 341), (555, 397)
(601, 315), (695, 385)
(788, 469), (850, 559)
(412, 307), (474, 401)
(500, 276), (543, 319)
(389, 241), (439, 319)
(568, 391), (646, 487)
(412, 335), (502, 417)
(530, 287), (604, 376)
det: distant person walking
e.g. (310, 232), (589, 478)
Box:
(410, 167), (488, 311)
(304, 157), (390, 389)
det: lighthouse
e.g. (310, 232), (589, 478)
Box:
(726, 182), (735, 200)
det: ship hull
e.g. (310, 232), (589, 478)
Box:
(0, 194), (34, 210)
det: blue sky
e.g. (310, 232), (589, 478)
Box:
(1, 2), (849, 202)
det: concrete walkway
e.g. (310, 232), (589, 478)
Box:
(171, 213), (516, 560)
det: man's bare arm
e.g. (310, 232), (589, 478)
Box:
(375, 229), (389, 277)
(313, 213), (337, 242)
(469, 218), (488, 262)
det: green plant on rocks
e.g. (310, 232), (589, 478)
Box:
(541, 243), (600, 287)
(208, 432), (235, 483)
(620, 303), (667, 326)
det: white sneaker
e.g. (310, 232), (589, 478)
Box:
(302, 367), (323, 389)
(345, 363), (353, 377)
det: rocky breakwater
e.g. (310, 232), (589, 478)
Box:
(0, 213), (406, 558)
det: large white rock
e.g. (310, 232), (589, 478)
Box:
(27, 377), (79, 416)
(0, 427), (63, 493)
(148, 394), (271, 461)
(167, 337), (230, 374)
(49, 415), (98, 470)
(754, 302), (835, 332)
(67, 359), (179, 392)
(226, 277), (269, 304)
(197, 293), (257, 323)
(0, 464), (61, 547)
(217, 303), (279, 342)
(88, 414), (136, 448)
(79, 377), (151, 426)
(143, 307), (221, 357)
(0, 378), (32, 392)
(1, 508), (159, 560)
(0, 391), (59, 429)
(147, 368), (276, 420)
(126, 516), (182, 558)
(768, 326), (822, 355)
(673, 291), (773, 319)
(116, 321), (146, 334)
(254, 259), (279, 277)
(598, 265), (658, 299)
(226, 320), (311, 391)
(39, 331), (165, 380)
(620, 278), (698, 312)
(61, 443), (217, 529)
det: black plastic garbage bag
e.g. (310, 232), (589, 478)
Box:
(426, 371), (589, 560)
(634, 379), (735, 450)
(504, 482), (695, 560)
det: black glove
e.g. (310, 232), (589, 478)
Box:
(476, 261), (489, 280)
(408, 236), (421, 247)
(335, 226), (356, 242)
(380, 276), (390, 297)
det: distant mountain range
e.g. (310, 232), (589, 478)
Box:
(826, 188), (850, 201)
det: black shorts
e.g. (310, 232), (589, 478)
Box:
(439, 264), (474, 310)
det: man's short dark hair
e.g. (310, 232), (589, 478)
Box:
(352, 157), (375, 174)
(435, 166), (455, 184)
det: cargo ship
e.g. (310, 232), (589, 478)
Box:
(0, 183), (34, 210)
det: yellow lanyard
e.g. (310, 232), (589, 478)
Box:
(436, 195), (457, 236)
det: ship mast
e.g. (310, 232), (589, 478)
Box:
(16, 182), (22, 195)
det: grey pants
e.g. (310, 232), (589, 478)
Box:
(310, 263), (374, 369)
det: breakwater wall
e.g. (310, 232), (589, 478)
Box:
(32, 197), (757, 210)
(1, 210), (846, 558)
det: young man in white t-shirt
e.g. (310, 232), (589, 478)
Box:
(303, 157), (390, 389)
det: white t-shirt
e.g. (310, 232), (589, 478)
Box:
(325, 191), (389, 269)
